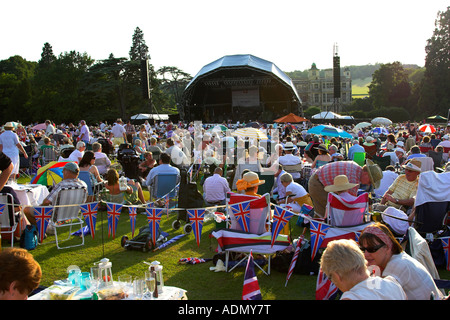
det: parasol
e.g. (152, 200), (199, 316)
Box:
(418, 124), (436, 133)
(274, 113), (308, 123)
(231, 127), (268, 140)
(371, 117), (392, 126)
(370, 127), (389, 136)
(427, 115), (447, 121)
(244, 122), (261, 128)
(30, 161), (71, 187)
(32, 123), (46, 131)
(207, 125), (228, 133)
(353, 122), (372, 132)
(307, 125), (353, 139)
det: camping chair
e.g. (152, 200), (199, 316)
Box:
(413, 171), (450, 238)
(282, 163), (303, 180)
(150, 173), (179, 206)
(414, 156), (434, 172)
(257, 172), (275, 196)
(19, 145), (33, 179)
(78, 171), (103, 202)
(419, 146), (433, 154)
(371, 154), (391, 171)
(353, 152), (366, 167)
(325, 192), (370, 227)
(442, 147), (450, 162)
(49, 186), (87, 249)
(363, 144), (377, 159)
(427, 150), (444, 171)
(41, 147), (58, 165)
(0, 193), (20, 247)
(212, 192), (290, 275)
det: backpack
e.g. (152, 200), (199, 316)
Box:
(20, 225), (39, 250)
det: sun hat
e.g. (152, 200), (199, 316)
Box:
(364, 159), (383, 189)
(314, 143), (328, 153)
(282, 142), (295, 150)
(324, 175), (359, 193)
(63, 162), (80, 174)
(402, 159), (422, 172)
(3, 122), (14, 130)
(236, 171), (265, 191)
(396, 141), (404, 147)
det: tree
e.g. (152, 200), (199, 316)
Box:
(419, 7), (450, 116)
(157, 66), (192, 115)
(38, 42), (56, 69)
(368, 62), (411, 110)
(129, 27), (149, 61)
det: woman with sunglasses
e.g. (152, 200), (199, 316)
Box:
(359, 223), (444, 300)
(320, 239), (406, 300)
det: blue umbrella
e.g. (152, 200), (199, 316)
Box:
(307, 125), (352, 138)
(371, 127), (389, 135)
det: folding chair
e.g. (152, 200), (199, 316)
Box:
(325, 192), (370, 227)
(78, 171), (103, 202)
(0, 193), (20, 247)
(282, 163), (303, 179)
(19, 145), (33, 179)
(257, 172), (274, 196)
(363, 144), (377, 159)
(414, 156), (435, 172)
(212, 192), (290, 275)
(150, 173), (179, 201)
(353, 152), (366, 167)
(42, 147), (58, 165)
(371, 154), (391, 171)
(49, 186), (87, 249)
(427, 151), (444, 171)
(419, 146), (433, 154)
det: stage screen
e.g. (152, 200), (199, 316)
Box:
(231, 88), (260, 107)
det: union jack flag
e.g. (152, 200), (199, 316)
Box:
(146, 206), (164, 247)
(187, 208), (205, 247)
(316, 268), (338, 300)
(285, 235), (305, 287)
(271, 205), (295, 247)
(242, 251), (262, 300)
(0, 203), (5, 215)
(441, 237), (450, 271)
(310, 220), (330, 261)
(33, 206), (53, 243)
(230, 201), (251, 232)
(106, 203), (122, 239)
(80, 202), (98, 239)
(164, 194), (170, 217)
(128, 206), (138, 238)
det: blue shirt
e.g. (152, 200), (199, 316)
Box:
(145, 164), (180, 188)
(347, 144), (365, 160)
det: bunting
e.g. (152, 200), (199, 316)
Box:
(316, 268), (338, 300)
(187, 208), (205, 247)
(310, 220), (330, 261)
(271, 205), (295, 247)
(106, 202), (122, 239)
(442, 237), (450, 271)
(128, 206), (138, 237)
(0, 203), (5, 215)
(230, 201), (251, 232)
(146, 206), (164, 247)
(33, 206), (53, 243)
(80, 202), (98, 239)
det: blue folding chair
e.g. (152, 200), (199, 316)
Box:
(151, 173), (179, 201)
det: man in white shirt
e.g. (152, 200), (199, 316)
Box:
(111, 119), (127, 147)
(68, 141), (85, 163)
(45, 120), (56, 136)
(278, 142), (302, 180)
(203, 167), (230, 206)
(78, 120), (90, 145)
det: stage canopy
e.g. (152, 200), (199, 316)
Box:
(182, 54), (302, 123)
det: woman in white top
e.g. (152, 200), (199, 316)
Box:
(320, 239), (407, 300)
(359, 223), (444, 300)
(278, 172), (312, 212)
(0, 122), (28, 177)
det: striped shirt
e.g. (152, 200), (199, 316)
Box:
(386, 175), (418, 208)
(316, 161), (362, 196)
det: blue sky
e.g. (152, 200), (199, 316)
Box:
(1, 0), (448, 76)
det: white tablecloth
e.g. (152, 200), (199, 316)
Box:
(7, 183), (49, 206)
(29, 283), (187, 300)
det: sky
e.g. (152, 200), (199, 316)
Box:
(1, 0), (448, 76)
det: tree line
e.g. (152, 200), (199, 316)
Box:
(0, 27), (193, 125)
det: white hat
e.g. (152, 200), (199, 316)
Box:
(283, 142), (295, 150)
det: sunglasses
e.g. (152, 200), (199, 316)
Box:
(360, 243), (385, 253)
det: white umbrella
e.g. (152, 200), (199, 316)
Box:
(371, 117), (392, 126)
(231, 127), (268, 140)
(353, 122), (372, 132)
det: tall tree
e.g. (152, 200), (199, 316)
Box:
(419, 6), (450, 117)
(38, 42), (56, 68)
(129, 27), (150, 61)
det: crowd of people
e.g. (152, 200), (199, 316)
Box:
(1, 117), (450, 300)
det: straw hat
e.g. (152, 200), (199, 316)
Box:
(3, 122), (14, 130)
(364, 159), (383, 189)
(314, 143), (328, 153)
(236, 171), (265, 191)
(324, 175), (359, 193)
(402, 159), (422, 172)
(282, 142), (295, 150)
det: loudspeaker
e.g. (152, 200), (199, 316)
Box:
(333, 55), (341, 99)
(141, 59), (150, 100)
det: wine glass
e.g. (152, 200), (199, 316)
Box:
(133, 277), (145, 300)
(90, 266), (101, 292)
(145, 271), (156, 299)
(118, 275), (133, 294)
